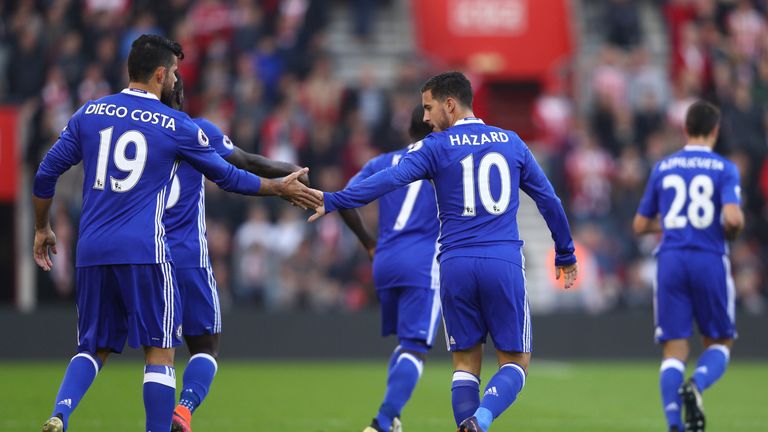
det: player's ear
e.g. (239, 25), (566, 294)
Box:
(445, 97), (455, 113)
(154, 66), (167, 85)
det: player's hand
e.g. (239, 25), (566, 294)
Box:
(308, 202), (326, 222)
(277, 168), (321, 209)
(555, 263), (578, 290)
(33, 227), (57, 271)
(298, 172), (310, 187)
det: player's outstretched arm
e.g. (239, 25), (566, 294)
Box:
(555, 263), (579, 290)
(309, 152), (430, 222)
(722, 204), (744, 241)
(632, 214), (662, 235)
(258, 168), (322, 209)
(225, 147), (310, 186)
(339, 209), (377, 259)
(32, 196), (57, 271)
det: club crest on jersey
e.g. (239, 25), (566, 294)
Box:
(198, 129), (210, 147)
(223, 135), (234, 150)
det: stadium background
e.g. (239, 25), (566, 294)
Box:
(1, 1), (768, 431)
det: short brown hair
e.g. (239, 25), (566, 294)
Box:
(685, 101), (720, 137)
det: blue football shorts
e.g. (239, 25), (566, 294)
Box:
(75, 263), (182, 353)
(176, 266), (222, 336)
(378, 285), (441, 351)
(654, 249), (737, 343)
(440, 256), (531, 353)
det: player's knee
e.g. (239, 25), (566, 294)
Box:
(144, 346), (175, 366)
(702, 337), (734, 349)
(185, 334), (220, 358)
(399, 338), (429, 358)
(94, 349), (111, 367)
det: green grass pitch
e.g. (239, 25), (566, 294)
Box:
(2, 360), (766, 431)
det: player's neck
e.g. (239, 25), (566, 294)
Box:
(686, 137), (714, 149)
(450, 109), (476, 127)
(128, 82), (162, 100)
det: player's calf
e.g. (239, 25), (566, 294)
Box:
(175, 334), (220, 430)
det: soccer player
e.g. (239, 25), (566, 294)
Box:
(633, 101), (744, 432)
(338, 106), (439, 432)
(33, 34), (316, 432)
(308, 72), (578, 432)
(160, 73), (309, 432)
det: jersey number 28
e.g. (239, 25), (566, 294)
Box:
(663, 174), (715, 229)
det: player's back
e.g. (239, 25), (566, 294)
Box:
(641, 145), (740, 255)
(72, 89), (201, 265)
(164, 118), (234, 269)
(425, 119), (540, 265)
(353, 149), (440, 289)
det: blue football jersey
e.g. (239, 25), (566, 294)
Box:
(164, 118), (234, 269)
(325, 118), (576, 267)
(637, 145), (741, 255)
(348, 148), (440, 290)
(34, 88), (263, 266)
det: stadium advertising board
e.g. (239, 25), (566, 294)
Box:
(411, 0), (573, 79)
(0, 107), (18, 202)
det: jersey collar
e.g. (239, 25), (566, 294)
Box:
(683, 144), (712, 152)
(453, 117), (485, 126)
(121, 88), (160, 101)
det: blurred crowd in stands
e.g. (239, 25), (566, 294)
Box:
(532, 0), (767, 314)
(1, 0), (765, 314)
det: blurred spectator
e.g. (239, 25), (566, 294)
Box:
(604, 0), (642, 50)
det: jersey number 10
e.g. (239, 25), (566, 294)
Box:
(460, 152), (511, 216)
(663, 174), (715, 229)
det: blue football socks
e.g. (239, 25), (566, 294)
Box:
(692, 344), (730, 392)
(178, 353), (218, 413)
(474, 362), (526, 431)
(387, 345), (402, 374)
(375, 352), (423, 431)
(51, 352), (102, 430)
(660, 358), (685, 430)
(451, 370), (480, 426)
(144, 364), (176, 432)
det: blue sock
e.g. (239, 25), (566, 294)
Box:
(144, 365), (176, 432)
(179, 354), (218, 413)
(660, 358), (685, 430)
(474, 363), (526, 431)
(692, 345), (730, 392)
(375, 352), (423, 430)
(387, 345), (402, 373)
(451, 370), (480, 426)
(51, 353), (102, 430)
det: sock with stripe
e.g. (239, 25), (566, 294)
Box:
(474, 363), (526, 431)
(144, 364), (176, 432)
(387, 345), (402, 373)
(451, 370), (480, 426)
(660, 358), (685, 430)
(375, 352), (423, 431)
(691, 345), (730, 392)
(178, 353), (218, 414)
(51, 352), (102, 430)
